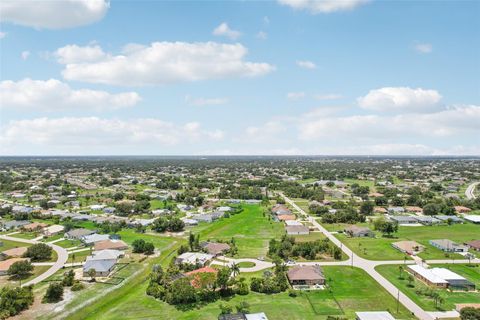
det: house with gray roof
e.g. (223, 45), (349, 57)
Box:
(429, 239), (468, 252)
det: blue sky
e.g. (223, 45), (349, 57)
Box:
(1, 0), (479, 155)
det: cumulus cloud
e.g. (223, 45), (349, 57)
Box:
(0, 0), (110, 29)
(278, 0), (369, 14)
(287, 92), (306, 100)
(296, 60), (317, 69)
(185, 95), (228, 106)
(212, 22), (241, 40)
(414, 43), (433, 54)
(357, 87), (442, 112)
(298, 105), (480, 140)
(56, 42), (274, 86)
(54, 44), (106, 64)
(0, 78), (140, 112)
(0, 117), (224, 154)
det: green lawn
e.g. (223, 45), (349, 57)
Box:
(67, 249), (91, 263)
(376, 264), (480, 311)
(329, 222), (480, 261)
(7, 232), (39, 240)
(293, 232), (325, 243)
(192, 205), (284, 259)
(55, 239), (82, 249)
(0, 239), (30, 251)
(62, 266), (413, 320)
(344, 178), (376, 191)
(118, 229), (174, 250)
(237, 261), (255, 268)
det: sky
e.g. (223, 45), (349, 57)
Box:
(0, 0), (479, 156)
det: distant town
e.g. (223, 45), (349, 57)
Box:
(0, 156), (479, 320)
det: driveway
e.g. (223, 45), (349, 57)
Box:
(465, 182), (479, 199)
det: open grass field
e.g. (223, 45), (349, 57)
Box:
(62, 266), (413, 320)
(344, 178), (376, 191)
(328, 222), (480, 261)
(55, 239), (82, 249)
(293, 232), (326, 242)
(0, 239), (30, 251)
(376, 264), (480, 311)
(118, 229), (175, 250)
(8, 232), (39, 240)
(192, 205), (284, 259)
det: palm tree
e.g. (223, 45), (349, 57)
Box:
(71, 253), (76, 267)
(398, 266), (404, 279)
(230, 262), (240, 277)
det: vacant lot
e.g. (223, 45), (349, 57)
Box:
(376, 264), (480, 311)
(192, 205), (284, 258)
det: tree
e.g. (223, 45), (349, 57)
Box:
(144, 242), (155, 255)
(235, 300), (250, 314)
(0, 286), (34, 318)
(165, 278), (196, 305)
(219, 303), (233, 315)
(407, 274), (414, 287)
(23, 243), (52, 261)
(62, 270), (75, 287)
(87, 268), (96, 282)
(8, 260), (33, 280)
(373, 217), (398, 237)
(460, 307), (480, 320)
(360, 201), (374, 216)
(216, 267), (231, 291)
(42, 283), (64, 303)
(132, 239), (146, 253)
(230, 262), (240, 278)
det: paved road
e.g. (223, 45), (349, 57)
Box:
(212, 256), (274, 272)
(465, 182), (479, 199)
(0, 234), (69, 287)
(279, 192), (434, 320)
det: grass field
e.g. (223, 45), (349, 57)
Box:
(328, 222), (480, 261)
(191, 205), (284, 258)
(344, 178), (376, 191)
(55, 239), (82, 249)
(8, 232), (39, 240)
(0, 239), (30, 251)
(67, 249), (91, 263)
(63, 266), (413, 320)
(376, 264), (480, 311)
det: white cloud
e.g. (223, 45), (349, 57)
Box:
(185, 95), (228, 106)
(55, 44), (106, 64)
(20, 50), (30, 60)
(314, 93), (342, 100)
(0, 117), (224, 154)
(357, 87), (442, 112)
(414, 43), (433, 54)
(298, 105), (480, 141)
(296, 60), (317, 69)
(256, 31), (268, 40)
(57, 42), (274, 86)
(0, 78), (140, 112)
(0, 0), (110, 29)
(0, 31), (6, 39)
(212, 22), (241, 40)
(287, 92), (305, 100)
(278, 0), (369, 14)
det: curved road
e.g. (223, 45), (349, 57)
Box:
(279, 192), (480, 320)
(0, 234), (69, 286)
(465, 182), (479, 200)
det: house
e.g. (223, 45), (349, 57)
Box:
(465, 240), (480, 251)
(408, 265), (475, 291)
(245, 313), (268, 320)
(22, 222), (48, 232)
(0, 247), (28, 260)
(414, 216), (441, 226)
(389, 216), (418, 225)
(200, 242), (231, 256)
(286, 225), (309, 235)
(91, 249), (124, 260)
(83, 258), (116, 277)
(43, 224), (65, 236)
(181, 218), (199, 226)
(185, 266), (218, 288)
(287, 265), (325, 286)
(406, 206), (423, 214)
(454, 206), (472, 214)
(344, 225), (374, 237)
(0, 258), (28, 276)
(285, 220), (303, 226)
(463, 215), (480, 224)
(374, 207), (388, 214)
(103, 207), (116, 214)
(435, 215), (463, 224)
(355, 311), (396, 320)
(82, 233), (110, 245)
(2, 220), (31, 230)
(65, 228), (95, 240)
(429, 239), (468, 252)
(94, 239), (129, 251)
(271, 204), (292, 216)
(218, 314), (247, 320)
(175, 252), (214, 266)
(217, 206), (232, 212)
(392, 241), (424, 255)
(277, 214), (296, 221)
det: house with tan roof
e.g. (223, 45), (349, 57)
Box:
(0, 258), (29, 275)
(287, 265), (325, 286)
(94, 239), (129, 251)
(0, 247), (28, 260)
